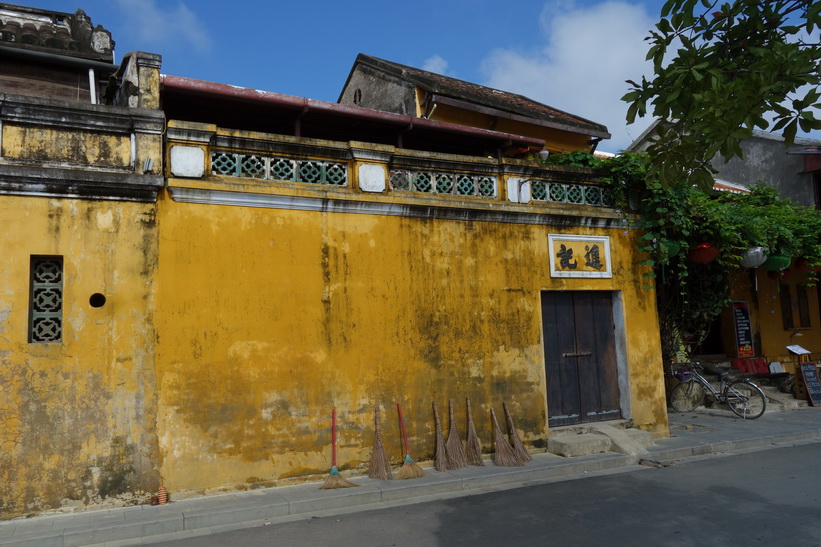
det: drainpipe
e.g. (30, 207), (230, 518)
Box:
(87, 68), (97, 104)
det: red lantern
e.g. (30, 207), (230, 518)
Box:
(688, 242), (718, 264)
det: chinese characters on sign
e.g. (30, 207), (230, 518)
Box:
(548, 235), (612, 278)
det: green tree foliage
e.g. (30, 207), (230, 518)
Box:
(624, 0), (821, 190)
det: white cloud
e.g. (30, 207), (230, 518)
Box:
(480, 1), (657, 152)
(422, 54), (449, 75)
(114, 0), (211, 54)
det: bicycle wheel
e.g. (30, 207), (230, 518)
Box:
(725, 380), (767, 419)
(670, 380), (705, 412)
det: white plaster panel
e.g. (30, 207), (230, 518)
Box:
(170, 146), (205, 178)
(358, 163), (386, 193)
(506, 178), (531, 203)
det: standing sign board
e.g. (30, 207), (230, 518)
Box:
(732, 301), (754, 357)
(797, 363), (821, 406)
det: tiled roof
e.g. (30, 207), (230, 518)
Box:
(351, 54), (609, 138)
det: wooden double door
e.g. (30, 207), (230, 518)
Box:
(542, 291), (621, 427)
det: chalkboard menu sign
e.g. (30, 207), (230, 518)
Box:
(732, 301), (754, 357)
(797, 363), (821, 406)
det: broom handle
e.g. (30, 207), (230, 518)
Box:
(397, 403), (409, 455)
(332, 407), (337, 467)
(467, 397), (474, 424)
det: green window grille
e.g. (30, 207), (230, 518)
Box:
(29, 256), (63, 343)
(436, 174), (454, 193)
(531, 181), (548, 201)
(390, 170), (411, 190)
(527, 180), (613, 208)
(389, 169), (497, 198)
(211, 151), (348, 186)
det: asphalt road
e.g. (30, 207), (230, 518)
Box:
(156, 442), (821, 546)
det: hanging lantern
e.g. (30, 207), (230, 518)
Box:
(688, 242), (718, 264)
(740, 246), (768, 269)
(763, 255), (791, 271)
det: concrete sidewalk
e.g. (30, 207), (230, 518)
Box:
(2, 406), (820, 547)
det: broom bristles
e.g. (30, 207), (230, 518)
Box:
(465, 397), (484, 466)
(491, 408), (523, 467)
(432, 401), (448, 472)
(368, 408), (393, 480)
(395, 403), (424, 480)
(395, 453), (425, 479)
(445, 399), (468, 469)
(320, 466), (359, 489)
(319, 407), (359, 489)
(503, 401), (532, 463)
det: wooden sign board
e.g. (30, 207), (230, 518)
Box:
(732, 301), (754, 357)
(796, 362), (821, 406)
(547, 235), (612, 278)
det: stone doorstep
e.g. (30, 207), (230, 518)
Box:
(546, 423), (656, 458)
(760, 386), (809, 410)
(699, 385), (808, 412)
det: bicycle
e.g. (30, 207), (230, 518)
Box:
(669, 361), (767, 419)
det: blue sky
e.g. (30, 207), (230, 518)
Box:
(25, 0), (820, 153)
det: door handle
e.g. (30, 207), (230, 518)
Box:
(563, 351), (592, 358)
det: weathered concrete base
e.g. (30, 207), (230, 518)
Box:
(547, 433), (612, 457)
(4, 409), (821, 547)
(547, 421), (656, 457)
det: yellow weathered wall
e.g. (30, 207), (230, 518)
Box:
(1, 124), (132, 168)
(727, 268), (821, 370)
(0, 196), (160, 517)
(154, 180), (665, 494)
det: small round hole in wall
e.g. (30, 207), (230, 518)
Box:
(89, 293), (106, 308)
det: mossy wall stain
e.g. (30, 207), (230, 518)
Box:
(0, 198), (160, 518)
(154, 194), (666, 493)
(2, 125), (131, 167)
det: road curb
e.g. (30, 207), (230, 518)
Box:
(3, 413), (821, 547)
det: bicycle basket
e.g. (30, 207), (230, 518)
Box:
(674, 370), (693, 381)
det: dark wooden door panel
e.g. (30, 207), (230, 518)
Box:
(542, 292), (581, 426)
(577, 292), (620, 422)
(543, 291), (621, 426)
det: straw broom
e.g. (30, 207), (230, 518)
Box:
(432, 401), (448, 472)
(465, 397), (484, 466)
(320, 408), (359, 489)
(445, 399), (468, 469)
(395, 402), (425, 479)
(490, 407), (523, 467)
(503, 401), (532, 463)
(368, 407), (392, 480)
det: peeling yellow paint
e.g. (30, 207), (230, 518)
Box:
(0, 198), (160, 517)
(2, 124), (131, 167)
